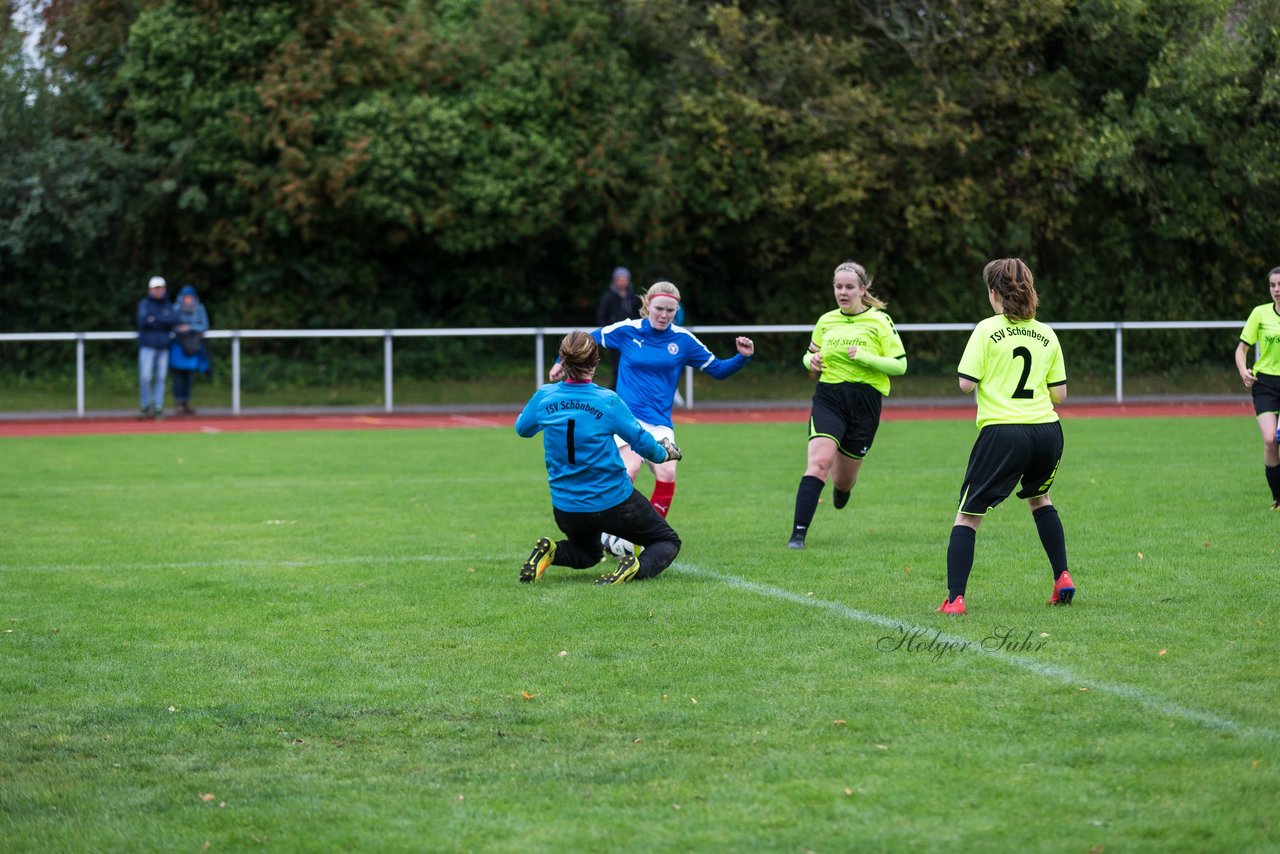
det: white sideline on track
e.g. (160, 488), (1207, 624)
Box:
(674, 562), (1280, 745)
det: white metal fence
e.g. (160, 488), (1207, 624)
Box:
(0, 320), (1245, 417)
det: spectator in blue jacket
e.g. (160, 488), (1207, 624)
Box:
(169, 285), (211, 416)
(137, 276), (176, 420)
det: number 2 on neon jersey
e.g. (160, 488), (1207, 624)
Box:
(1011, 346), (1034, 399)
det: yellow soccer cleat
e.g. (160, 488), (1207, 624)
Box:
(519, 537), (556, 584)
(595, 554), (640, 586)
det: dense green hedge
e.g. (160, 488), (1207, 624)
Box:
(2, 0), (1278, 359)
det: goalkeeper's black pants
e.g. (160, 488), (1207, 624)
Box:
(552, 489), (681, 579)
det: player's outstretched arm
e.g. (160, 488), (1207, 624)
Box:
(609, 399), (670, 464)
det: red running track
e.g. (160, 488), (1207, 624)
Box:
(0, 400), (1253, 439)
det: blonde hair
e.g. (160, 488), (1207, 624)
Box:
(983, 258), (1039, 322)
(834, 260), (886, 309)
(640, 281), (681, 317)
(558, 331), (600, 381)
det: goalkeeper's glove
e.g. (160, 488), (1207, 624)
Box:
(658, 437), (683, 462)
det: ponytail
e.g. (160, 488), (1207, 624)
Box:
(983, 258), (1038, 321)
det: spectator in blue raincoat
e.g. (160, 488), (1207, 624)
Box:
(169, 285), (210, 416)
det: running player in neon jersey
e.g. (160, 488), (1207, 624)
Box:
(516, 332), (683, 585)
(1234, 266), (1280, 510)
(787, 260), (907, 549)
(938, 258), (1072, 615)
(550, 281), (753, 530)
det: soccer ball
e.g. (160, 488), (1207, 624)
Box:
(601, 532), (635, 557)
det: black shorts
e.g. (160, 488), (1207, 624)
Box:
(958, 422), (1064, 516)
(808, 382), (883, 459)
(1252, 373), (1280, 415)
(552, 489), (681, 579)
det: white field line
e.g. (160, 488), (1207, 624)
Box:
(4, 552), (1275, 743)
(673, 562), (1280, 745)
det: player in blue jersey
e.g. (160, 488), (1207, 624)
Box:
(516, 331), (684, 585)
(551, 281), (753, 531)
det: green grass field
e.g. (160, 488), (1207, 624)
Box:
(1, 416), (1277, 852)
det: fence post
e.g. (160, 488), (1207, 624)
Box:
(384, 332), (394, 413)
(76, 334), (85, 418)
(232, 332), (241, 415)
(535, 328), (544, 389)
(1114, 324), (1124, 404)
(685, 366), (694, 410)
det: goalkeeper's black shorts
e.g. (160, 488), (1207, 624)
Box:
(807, 381), (883, 460)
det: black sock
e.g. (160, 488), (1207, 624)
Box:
(946, 525), (976, 601)
(1032, 505), (1068, 579)
(1266, 464), (1280, 502)
(833, 488), (851, 509)
(792, 475), (824, 537)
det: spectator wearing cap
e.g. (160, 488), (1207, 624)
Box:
(595, 266), (642, 389)
(169, 285), (211, 416)
(136, 275), (176, 420)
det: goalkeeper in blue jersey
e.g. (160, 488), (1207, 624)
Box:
(550, 280), (753, 525)
(516, 331), (683, 585)
(1233, 266), (1280, 510)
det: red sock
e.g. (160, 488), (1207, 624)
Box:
(650, 481), (675, 518)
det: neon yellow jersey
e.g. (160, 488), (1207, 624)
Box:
(1239, 303), (1280, 377)
(957, 315), (1066, 429)
(810, 307), (906, 396)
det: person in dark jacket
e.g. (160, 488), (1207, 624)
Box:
(137, 276), (176, 420)
(169, 285), (211, 416)
(595, 266), (641, 389)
